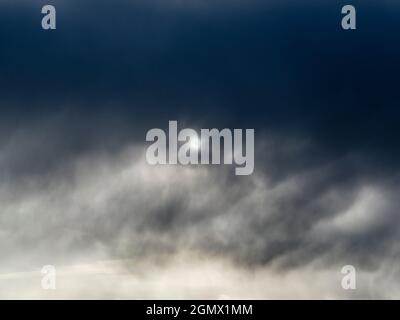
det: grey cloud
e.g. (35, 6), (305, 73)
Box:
(0, 117), (399, 298)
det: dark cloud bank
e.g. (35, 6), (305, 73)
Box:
(0, 0), (400, 298)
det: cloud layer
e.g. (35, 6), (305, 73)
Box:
(0, 120), (399, 298)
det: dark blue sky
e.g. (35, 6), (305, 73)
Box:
(0, 0), (399, 169)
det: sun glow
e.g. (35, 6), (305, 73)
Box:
(189, 136), (201, 151)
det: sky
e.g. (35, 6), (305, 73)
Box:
(0, 0), (400, 299)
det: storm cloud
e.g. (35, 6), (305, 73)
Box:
(0, 0), (400, 298)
